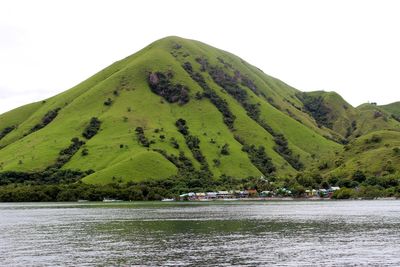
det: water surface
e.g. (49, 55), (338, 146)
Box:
(1, 200), (400, 266)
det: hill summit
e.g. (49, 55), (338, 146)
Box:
(0, 36), (399, 187)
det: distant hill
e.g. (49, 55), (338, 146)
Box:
(379, 101), (400, 117)
(0, 36), (399, 186)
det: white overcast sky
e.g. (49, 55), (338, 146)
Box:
(0, 0), (399, 114)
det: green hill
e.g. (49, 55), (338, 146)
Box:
(0, 36), (399, 188)
(379, 102), (400, 116)
(328, 130), (400, 178)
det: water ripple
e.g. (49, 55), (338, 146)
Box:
(0, 200), (400, 266)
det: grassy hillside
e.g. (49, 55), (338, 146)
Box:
(380, 102), (400, 116)
(296, 91), (358, 141)
(0, 36), (398, 186)
(296, 91), (400, 142)
(328, 130), (400, 178)
(357, 103), (400, 134)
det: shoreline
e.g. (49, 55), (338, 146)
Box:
(183, 196), (399, 202)
(0, 197), (398, 204)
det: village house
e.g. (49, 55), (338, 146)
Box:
(206, 192), (218, 199)
(195, 192), (206, 200)
(235, 191), (249, 198)
(260, 191), (273, 197)
(179, 192), (196, 200)
(305, 189), (318, 197)
(217, 191), (234, 199)
(245, 189), (258, 197)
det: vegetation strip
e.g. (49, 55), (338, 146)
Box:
(0, 125), (16, 141)
(182, 61), (236, 129)
(242, 144), (276, 176)
(148, 71), (189, 104)
(175, 118), (208, 167)
(205, 63), (303, 170)
(47, 137), (86, 169)
(28, 108), (61, 135)
(0, 169), (92, 186)
(82, 117), (101, 139)
(135, 127), (150, 147)
(296, 93), (332, 129)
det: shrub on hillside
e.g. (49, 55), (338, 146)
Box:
(239, 73), (260, 95)
(221, 143), (230, 155)
(365, 135), (382, 144)
(0, 125), (16, 140)
(175, 119), (189, 135)
(29, 108), (61, 134)
(148, 72), (190, 105)
(170, 137), (179, 149)
(242, 144), (276, 175)
(81, 148), (89, 156)
(48, 137), (86, 169)
(213, 159), (221, 167)
(104, 98), (113, 106)
(273, 133), (304, 171)
(174, 119), (209, 168)
(373, 111), (383, 119)
(185, 135), (200, 149)
(135, 127), (150, 147)
(296, 93), (332, 128)
(195, 57), (208, 72)
(82, 117), (101, 139)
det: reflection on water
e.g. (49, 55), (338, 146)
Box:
(1, 201), (400, 266)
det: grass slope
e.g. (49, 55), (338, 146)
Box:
(329, 130), (400, 177)
(379, 102), (400, 116)
(298, 91), (400, 141)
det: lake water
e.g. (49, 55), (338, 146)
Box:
(1, 200), (400, 266)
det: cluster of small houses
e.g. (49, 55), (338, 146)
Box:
(179, 187), (341, 201)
